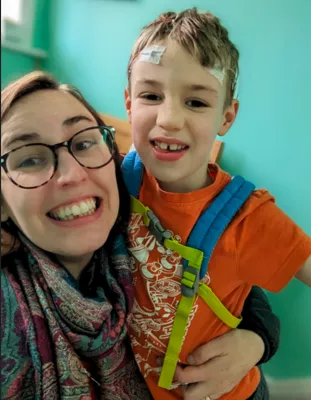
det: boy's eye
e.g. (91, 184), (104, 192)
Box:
(140, 93), (162, 101)
(186, 99), (209, 108)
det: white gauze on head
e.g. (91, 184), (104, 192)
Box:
(139, 45), (167, 65)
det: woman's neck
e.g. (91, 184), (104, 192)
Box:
(57, 252), (93, 279)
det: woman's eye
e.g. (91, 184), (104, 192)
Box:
(186, 99), (208, 108)
(18, 157), (46, 168)
(74, 140), (96, 152)
(141, 93), (162, 101)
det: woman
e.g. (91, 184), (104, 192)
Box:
(1, 72), (278, 399)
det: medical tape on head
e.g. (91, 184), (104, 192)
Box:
(139, 45), (167, 65)
(208, 66), (239, 98)
(233, 75), (239, 99)
(207, 66), (226, 85)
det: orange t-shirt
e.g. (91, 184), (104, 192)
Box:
(127, 165), (311, 400)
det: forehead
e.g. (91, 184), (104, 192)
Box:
(1, 90), (95, 145)
(131, 39), (224, 92)
(3, 90), (92, 127)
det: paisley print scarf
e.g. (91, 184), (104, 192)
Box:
(1, 233), (151, 399)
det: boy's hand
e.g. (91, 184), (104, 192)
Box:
(295, 255), (311, 286)
(1, 229), (20, 256)
(175, 329), (264, 400)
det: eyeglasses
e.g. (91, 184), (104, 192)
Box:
(1, 125), (116, 189)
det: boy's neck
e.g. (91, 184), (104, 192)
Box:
(158, 165), (214, 193)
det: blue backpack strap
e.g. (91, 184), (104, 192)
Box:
(185, 176), (255, 279)
(121, 150), (144, 198)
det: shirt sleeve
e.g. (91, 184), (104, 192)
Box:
(239, 286), (280, 364)
(235, 194), (311, 292)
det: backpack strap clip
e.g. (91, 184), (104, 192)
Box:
(181, 265), (200, 297)
(147, 209), (172, 245)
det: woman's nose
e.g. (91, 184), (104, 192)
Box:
(55, 148), (88, 187)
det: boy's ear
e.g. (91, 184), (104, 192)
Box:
(218, 99), (239, 136)
(124, 88), (132, 124)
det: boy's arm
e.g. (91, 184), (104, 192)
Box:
(295, 255), (311, 286)
(236, 195), (311, 291)
(239, 286), (280, 364)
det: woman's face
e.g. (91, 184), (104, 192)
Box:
(1, 90), (119, 266)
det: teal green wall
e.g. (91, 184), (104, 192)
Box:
(1, 0), (49, 88)
(33, 0), (50, 51)
(47, 0), (311, 379)
(1, 48), (36, 88)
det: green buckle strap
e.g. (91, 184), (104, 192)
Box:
(131, 196), (172, 245)
(198, 283), (242, 329)
(130, 196), (241, 389)
(158, 283), (242, 390)
(158, 293), (195, 389)
(158, 246), (203, 389)
(131, 196), (151, 226)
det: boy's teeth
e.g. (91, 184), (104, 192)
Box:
(154, 141), (186, 151)
(50, 198), (97, 220)
(156, 142), (169, 150)
(169, 144), (178, 151)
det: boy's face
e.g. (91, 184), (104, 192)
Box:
(125, 40), (238, 192)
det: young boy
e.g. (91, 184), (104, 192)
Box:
(124, 8), (311, 400)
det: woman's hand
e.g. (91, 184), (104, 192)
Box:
(175, 329), (265, 400)
(1, 229), (19, 256)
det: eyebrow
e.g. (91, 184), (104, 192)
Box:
(136, 79), (162, 87)
(187, 84), (218, 95)
(3, 132), (42, 150)
(2, 115), (93, 150)
(136, 79), (218, 95)
(62, 115), (93, 126)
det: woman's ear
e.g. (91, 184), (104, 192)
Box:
(124, 88), (132, 124)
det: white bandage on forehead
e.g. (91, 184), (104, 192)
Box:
(207, 66), (226, 85)
(137, 47), (231, 94)
(139, 45), (167, 65)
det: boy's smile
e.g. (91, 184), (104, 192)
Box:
(126, 39), (238, 193)
(151, 137), (189, 162)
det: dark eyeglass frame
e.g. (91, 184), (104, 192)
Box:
(1, 125), (116, 189)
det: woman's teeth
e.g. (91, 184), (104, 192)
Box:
(49, 198), (97, 221)
(154, 141), (187, 151)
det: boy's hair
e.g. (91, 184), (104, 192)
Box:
(128, 8), (239, 108)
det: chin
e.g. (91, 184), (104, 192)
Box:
(45, 232), (110, 259)
(73, 235), (108, 253)
(153, 169), (185, 184)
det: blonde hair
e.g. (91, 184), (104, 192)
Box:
(128, 8), (239, 107)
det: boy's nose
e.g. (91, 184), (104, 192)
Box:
(156, 102), (185, 132)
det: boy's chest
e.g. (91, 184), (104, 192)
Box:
(127, 212), (240, 302)
(127, 212), (248, 369)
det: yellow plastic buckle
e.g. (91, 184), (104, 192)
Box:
(181, 265), (200, 298)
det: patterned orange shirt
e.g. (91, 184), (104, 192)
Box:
(127, 165), (311, 400)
